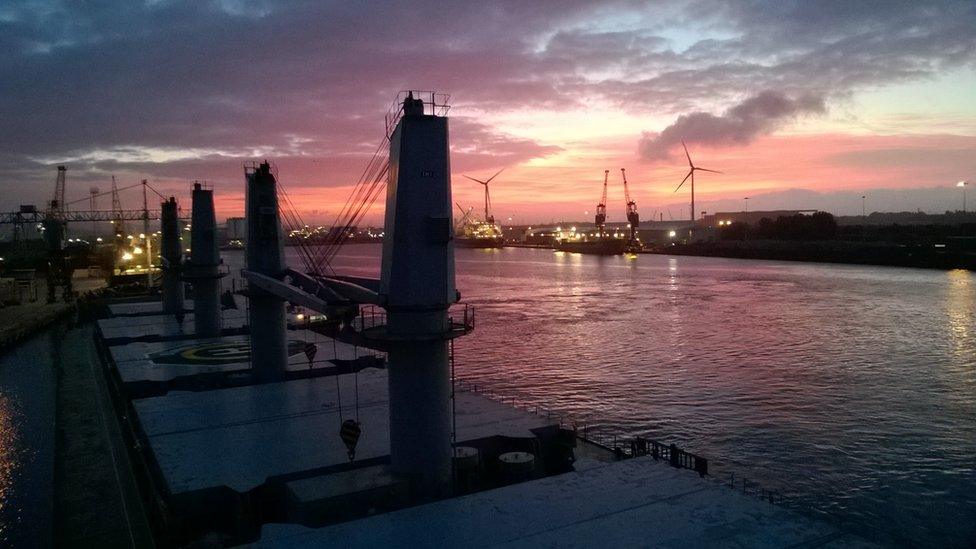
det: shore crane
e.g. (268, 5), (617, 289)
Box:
(46, 166), (67, 220)
(595, 170), (609, 238)
(620, 168), (640, 249)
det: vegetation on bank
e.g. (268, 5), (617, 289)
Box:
(659, 212), (976, 269)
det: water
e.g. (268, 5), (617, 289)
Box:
(0, 325), (62, 547)
(243, 245), (976, 547)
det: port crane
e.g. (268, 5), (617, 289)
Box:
(47, 165), (67, 220)
(595, 170), (608, 238)
(454, 202), (474, 233)
(620, 168), (640, 249)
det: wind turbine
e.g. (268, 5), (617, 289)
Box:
(463, 168), (504, 224)
(674, 141), (721, 223)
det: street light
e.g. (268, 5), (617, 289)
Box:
(958, 181), (968, 212)
(861, 195), (866, 218)
(744, 197), (749, 213)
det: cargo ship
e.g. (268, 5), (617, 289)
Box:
(457, 168), (506, 248)
(455, 219), (504, 248)
(50, 92), (870, 548)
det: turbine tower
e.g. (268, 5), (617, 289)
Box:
(462, 168), (504, 224)
(674, 141), (721, 223)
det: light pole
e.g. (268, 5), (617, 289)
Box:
(958, 181), (968, 213)
(744, 197), (749, 213)
(861, 195), (866, 243)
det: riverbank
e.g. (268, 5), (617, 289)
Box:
(643, 239), (976, 270)
(0, 273), (108, 354)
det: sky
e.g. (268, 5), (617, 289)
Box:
(1, 0), (975, 225)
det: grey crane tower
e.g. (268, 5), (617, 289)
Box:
(244, 162), (289, 381)
(160, 197), (184, 314)
(380, 93), (461, 498)
(184, 182), (224, 336)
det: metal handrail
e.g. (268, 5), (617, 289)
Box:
(354, 303), (474, 334)
(452, 377), (790, 505)
(384, 90), (451, 137)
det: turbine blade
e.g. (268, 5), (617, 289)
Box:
(485, 167), (506, 185)
(463, 175), (487, 184)
(682, 141), (693, 167)
(674, 171), (692, 192)
(696, 167), (722, 174)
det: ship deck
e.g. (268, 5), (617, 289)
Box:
(256, 456), (873, 548)
(94, 296), (872, 547)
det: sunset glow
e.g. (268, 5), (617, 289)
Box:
(1, 1), (974, 223)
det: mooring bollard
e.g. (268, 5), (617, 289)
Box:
(695, 457), (708, 477)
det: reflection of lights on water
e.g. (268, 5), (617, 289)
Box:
(946, 270), (974, 351)
(0, 394), (23, 539)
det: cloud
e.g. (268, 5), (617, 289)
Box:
(0, 0), (973, 216)
(637, 91), (826, 160)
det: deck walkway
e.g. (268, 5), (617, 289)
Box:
(257, 456), (874, 548)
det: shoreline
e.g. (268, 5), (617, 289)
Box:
(642, 240), (976, 270)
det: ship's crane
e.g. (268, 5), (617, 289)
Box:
(620, 168), (640, 247)
(595, 170), (608, 238)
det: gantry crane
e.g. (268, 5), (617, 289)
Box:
(620, 168), (641, 250)
(595, 170), (608, 238)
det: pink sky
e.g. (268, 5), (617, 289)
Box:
(1, 1), (974, 223)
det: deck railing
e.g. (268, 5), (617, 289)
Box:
(384, 90), (451, 137)
(453, 377), (784, 504)
(354, 303), (474, 336)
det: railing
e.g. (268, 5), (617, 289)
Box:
(384, 90), (451, 137)
(352, 303), (474, 338)
(452, 377), (786, 504)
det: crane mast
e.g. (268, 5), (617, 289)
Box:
(48, 166), (67, 219)
(111, 176), (125, 238)
(621, 168), (640, 248)
(595, 170), (608, 238)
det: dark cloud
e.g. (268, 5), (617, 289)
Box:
(0, 0), (974, 210)
(637, 91), (826, 160)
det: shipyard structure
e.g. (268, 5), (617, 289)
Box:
(88, 92), (870, 546)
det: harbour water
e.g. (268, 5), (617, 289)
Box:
(0, 325), (62, 547)
(1, 246), (973, 546)
(235, 245), (975, 548)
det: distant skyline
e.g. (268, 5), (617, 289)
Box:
(1, 1), (974, 224)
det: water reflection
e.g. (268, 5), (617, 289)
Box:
(945, 269), (974, 358)
(0, 394), (23, 543)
